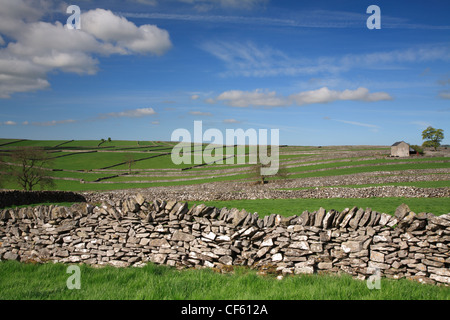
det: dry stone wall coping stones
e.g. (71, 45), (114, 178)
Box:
(0, 194), (448, 286)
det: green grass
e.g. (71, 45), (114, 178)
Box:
(190, 197), (450, 217)
(46, 152), (160, 170)
(277, 180), (450, 190)
(4, 140), (68, 148)
(278, 162), (450, 180)
(0, 261), (448, 300)
(285, 157), (450, 173)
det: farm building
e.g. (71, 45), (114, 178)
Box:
(391, 141), (416, 157)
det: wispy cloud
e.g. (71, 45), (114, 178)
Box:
(324, 118), (380, 132)
(410, 121), (432, 129)
(100, 107), (157, 119)
(333, 119), (380, 129)
(32, 119), (77, 126)
(122, 9), (450, 30)
(201, 41), (450, 78)
(189, 111), (213, 116)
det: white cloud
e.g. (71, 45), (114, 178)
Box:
(333, 119), (379, 129)
(204, 98), (216, 104)
(177, 0), (267, 10)
(102, 107), (157, 118)
(130, 0), (158, 6)
(191, 94), (200, 100)
(3, 120), (17, 125)
(217, 89), (288, 107)
(81, 9), (172, 55)
(290, 87), (393, 106)
(201, 41), (334, 78)
(201, 41), (450, 78)
(0, 2), (172, 98)
(215, 87), (392, 108)
(151, 120), (160, 125)
(31, 119), (77, 126)
(410, 121), (432, 129)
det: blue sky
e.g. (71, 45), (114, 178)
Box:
(0, 0), (449, 146)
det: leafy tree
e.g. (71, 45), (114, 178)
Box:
(107, 137), (112, 142)
(422, 126), (444, 151)
(6, 147), (55, 191)
(410, 145), (424, 155)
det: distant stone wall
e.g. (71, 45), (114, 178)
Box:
(0, 194), (448, 285)
(0, 191), (86, 209)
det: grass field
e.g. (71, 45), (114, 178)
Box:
(0, 261), (448, 300)
(191, 197), (450, 217)
(0, 139), (449, 300)
(1, 139), (448, 191)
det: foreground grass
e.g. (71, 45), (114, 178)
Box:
(0, 261), (448, 300)
(191, 197), (450, 217)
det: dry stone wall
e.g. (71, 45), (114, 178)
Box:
(0, 194), (449, 285)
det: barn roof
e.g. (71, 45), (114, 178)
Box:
(392, 141), (408, 146)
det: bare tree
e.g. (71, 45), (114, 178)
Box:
(125, 153), (135, 174)
(7, 147), (55, 191)
(0, 154), (6, 189)
(251, 161), (288, 185)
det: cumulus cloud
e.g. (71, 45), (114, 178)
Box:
(214, 87), (392, 108)
(81, 9), (171, 55)
(217, 89), (288, 107)
(0, 1), (172, 98)
(3, 120), (17, 125)
(289, 87), (393, 106)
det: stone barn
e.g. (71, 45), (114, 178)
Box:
(391, 141), (411, 157)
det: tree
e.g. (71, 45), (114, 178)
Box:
(422, 126), (444, 151)
(6, 147), (55, 191)
(107, 137), (112, 142)
(125, 154), (135, 174)
(252, 161), (288, 185)
(0, 155), (6, 189)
